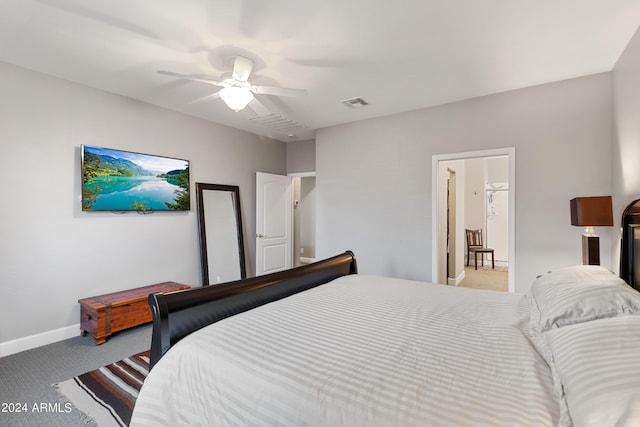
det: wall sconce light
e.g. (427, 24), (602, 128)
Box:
(570, 195), (613, 265)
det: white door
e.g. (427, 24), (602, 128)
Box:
(256, 172), (292, 276)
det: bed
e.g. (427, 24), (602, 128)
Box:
(131, 202), (640, 427)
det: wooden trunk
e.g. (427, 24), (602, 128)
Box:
(79, 282), (190, 344)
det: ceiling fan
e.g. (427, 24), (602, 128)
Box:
(158, 56), (307, 115)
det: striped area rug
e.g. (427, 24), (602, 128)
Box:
(54, 350), (150, 427)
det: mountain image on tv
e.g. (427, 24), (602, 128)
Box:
(82, 145), (190, 211)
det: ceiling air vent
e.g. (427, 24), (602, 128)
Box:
(341, 97), (369, 108)
(248, 113), (305, 131)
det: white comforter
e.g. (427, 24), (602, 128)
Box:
(131, 275), (559, 427)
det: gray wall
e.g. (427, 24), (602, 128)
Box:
(288, 140), (316, 264)
(286, 139), (316, 173)
(612, 26), (640, 268)
(316, 73), (613, 292)
(0, 62), (286, 347)
(3, 40), (634, 349)
(299, 176), (316, 258)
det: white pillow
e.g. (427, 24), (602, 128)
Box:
(544, 315), (640, 427)
(527, 265), (640, 332)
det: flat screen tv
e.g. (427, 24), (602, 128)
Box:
(81, 145), (190, 212)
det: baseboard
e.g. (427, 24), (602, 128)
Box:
(465, 258), (509, 269)
(0, 323), (80, 358)
(448, 270), (465, 286)
(300, 257), (316, 264)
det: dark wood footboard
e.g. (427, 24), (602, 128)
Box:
(148, 251), (358, 369)
(621, 199), (640, 291)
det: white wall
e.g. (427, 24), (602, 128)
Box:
(464, 156), (509, 264)
(485, 156), (510, 263)
(0, 62), (286, 352)
(465, 158), (485, 232)
(316, 73), (613, 292)
(612, 26), (640, 269)
(486, 156), (509, 183)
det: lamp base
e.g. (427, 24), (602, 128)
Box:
(582, 234), (600, 265)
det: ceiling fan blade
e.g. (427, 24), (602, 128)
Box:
(252, 85), (307, 97)
(157, 70), (224, 87)
(232, 56), (254, 82)
(188, 91), (221, 105)
(247, 97), (271, 117)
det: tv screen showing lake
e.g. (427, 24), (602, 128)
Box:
(82, 145), (190, 211)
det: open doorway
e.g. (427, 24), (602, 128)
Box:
(291, 173), (316, 267)
(432, 148), (515, 292)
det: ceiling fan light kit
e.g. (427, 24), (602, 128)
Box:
(219, 87), (254, 112)
(158, 56), (307, 115)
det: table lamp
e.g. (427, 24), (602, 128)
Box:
(570, 196), (613, 265)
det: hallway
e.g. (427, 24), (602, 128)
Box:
(458, 266), (508, 292)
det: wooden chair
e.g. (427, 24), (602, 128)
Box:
(465, 229), (495, 270)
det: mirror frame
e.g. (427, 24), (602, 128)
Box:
(196, 182), (247, 286)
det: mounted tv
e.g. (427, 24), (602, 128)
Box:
(81, 145), (190, 212)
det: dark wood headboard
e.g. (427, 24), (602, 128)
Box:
(148, 251), (358, 369)
(620, 199), (640, 291)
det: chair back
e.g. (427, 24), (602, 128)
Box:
(466, 229), (484, 248)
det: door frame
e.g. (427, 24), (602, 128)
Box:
(446, 169), (457, 283)
(431, 147), (516, 292)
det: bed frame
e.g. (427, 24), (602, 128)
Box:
(147, 208), (640, 370)
(620, 199), (640, 291)
(148, 251), (358, 369)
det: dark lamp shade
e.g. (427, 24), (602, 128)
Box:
(570, 196), (613, 227)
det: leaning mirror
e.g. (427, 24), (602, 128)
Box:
(196, 183), (247, 285)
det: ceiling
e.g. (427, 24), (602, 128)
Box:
(1, 1), (640, 142)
